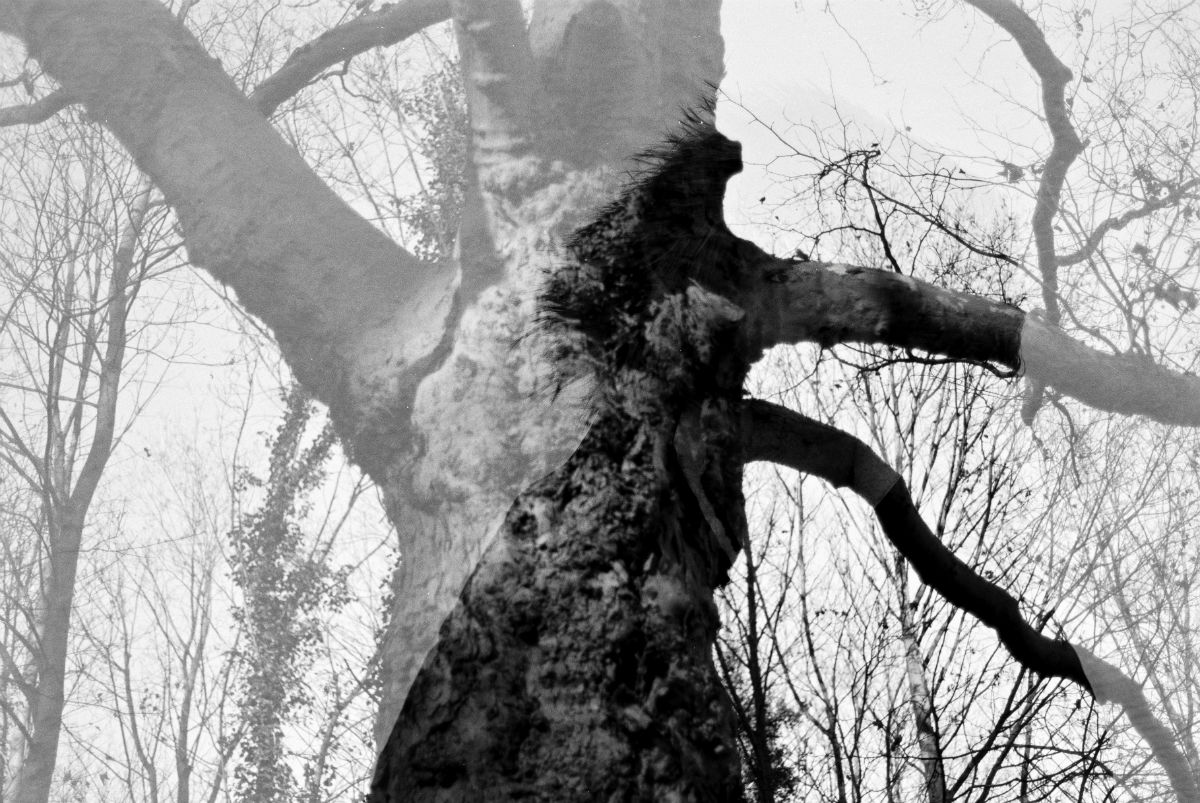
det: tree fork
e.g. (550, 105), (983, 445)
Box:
(371, 119), (754, 801)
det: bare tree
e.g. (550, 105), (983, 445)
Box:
(73, 445), (243, 803)
(0, 110), (177, 800)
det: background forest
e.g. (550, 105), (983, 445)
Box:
(0, 1), (1198, 801)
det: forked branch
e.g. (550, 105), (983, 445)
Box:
(963, 0), (1082, 325)
(2, 1), (452, 127)
(248, 0), (452, 116)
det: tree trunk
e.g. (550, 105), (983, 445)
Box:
(896, 558), (946, 803)
(371, 2), (735, 784)
(372, 416), (745, 800)
(9, 510), (81, 803)
(369, 0), (747, 793)
(5, 177), (142, 803)
(7, 0), (740, 795)
(7, 2), (1200, 799)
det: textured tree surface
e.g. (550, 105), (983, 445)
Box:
(372, 425), (742, 800)
(373, 124), (754, 800)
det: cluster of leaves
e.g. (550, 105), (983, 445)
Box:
(228, 386), (349, 803)
(391, 62), (468, 262)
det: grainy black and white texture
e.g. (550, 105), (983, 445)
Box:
(371, 116), (759, 802)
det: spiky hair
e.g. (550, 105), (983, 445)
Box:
(539, 108), (746, 391)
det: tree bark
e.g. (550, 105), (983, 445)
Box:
(895, 558), (946, 803)
(371, 419), (744, 800)
(371, 0), (729, 757)
(2, 0), (738, 795)
(10, 509), (80, 803)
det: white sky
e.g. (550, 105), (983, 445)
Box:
(720, 2), (1029, 145)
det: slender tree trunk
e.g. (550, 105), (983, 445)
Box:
(7, 180), (143, 803)
(10, 510), (81, 803)
(896, 557), (946, 803)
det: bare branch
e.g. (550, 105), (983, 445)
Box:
(964, 0), (1083, 325)
(0, 86), (72, 126)
(451, 0), (535, 174)
(1019, 313), (1200, 426)
(0, 1), (450, 129)
(743, 258), (1200, 427)
(247, 0), (451, 116)
(1057, 178), (1200, 267)
(741, 398), (1200, 802)
(15, 1), (457, 479)
(741, 261), (1024, 367)
(67, 181), (150, 513)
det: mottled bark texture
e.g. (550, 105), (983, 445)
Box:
(373, 120), (752, 800)
(371, 0), (731, 757)
(371, 420), (743, 801)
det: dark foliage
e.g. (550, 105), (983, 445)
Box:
(228, 387), (349, 803)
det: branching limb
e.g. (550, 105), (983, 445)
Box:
(10, 0), (457, 477)
(741, 398), (1200, 802)
(1018, 313), (1200, 426)
(247, 0), (451, 116)
(964, 0), (1083, 423)
(1057, 178), (1200, 267)
(963, 0), (1082, 326)
(742, 258), (1200, 427)
(1, 1), (451, 128)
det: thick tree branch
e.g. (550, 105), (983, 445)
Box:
(964, 0), (1082, 326)
(741, 398), (1200, 802)
(0, 2), (29, 36)
(451, 0), (535, 176)
(741, 259), (1200, 427)
(12, 0), (457, 476)
(741, 260), (1024, 365)
(0, 1), (451, 129)
(247, 0), (452, 116)
(549, 125), (1200, 430)
(0, 86), (72, 126)
(1019, 313), (1200, 426)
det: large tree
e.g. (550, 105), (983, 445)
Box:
(0, 1), (1197, 800)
